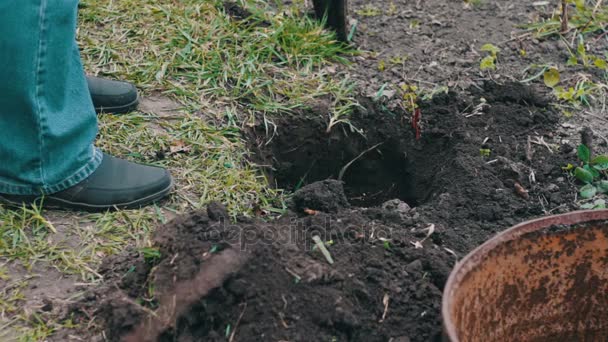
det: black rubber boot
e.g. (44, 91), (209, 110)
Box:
(87, 76), (139, 114)
(0, 154), (173, 211)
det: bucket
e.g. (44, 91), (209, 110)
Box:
(442, 210), (608, 342)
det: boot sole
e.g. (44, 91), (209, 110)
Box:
(0, 179), (173, 212)
(94, 95), (140, 115)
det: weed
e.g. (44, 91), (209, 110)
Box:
(463, 0), (484, 7)
(140, 247), (162, 263)
(523, 0), (608, 37)
(325, 78), (361, 133)
(563, 35), (608, 70)
(479, 43), (500, 70)
(382, 240), (391, 250)
(355, 4), (382, 17)
(571, 144), (608, 199)
(581, 198), (606, 209)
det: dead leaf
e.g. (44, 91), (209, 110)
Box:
(514, 182), (530, 199)
(379, 293), (390, 323)
(423, 224), (435, 239)
(169, 140), (191, 154)
(303, 208), (319, 216)
(410, 241), (424, 249)
(444, 247), (457, 257)
(410, 224), (436, 249)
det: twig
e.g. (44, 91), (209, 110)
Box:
(229, 303), (247, 342)
(338, 142), (384, 181)
(530, 136), (554, 153)
(594, 0), (605, 15)
(561, 0), (569, 34)
(526, 135), (533, 161)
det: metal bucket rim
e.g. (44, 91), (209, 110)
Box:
(441, 209), (608, 342)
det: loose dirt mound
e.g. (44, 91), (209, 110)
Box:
(67, 82), (578, 341)
(77, 193), (451, 341)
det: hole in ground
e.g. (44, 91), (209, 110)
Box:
(251, 97), (456, 207)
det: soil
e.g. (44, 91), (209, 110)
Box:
(56, 0), (608, 341)
(63, 80), (580, 341)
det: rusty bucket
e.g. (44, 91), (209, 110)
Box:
(442, 210), (608, 342)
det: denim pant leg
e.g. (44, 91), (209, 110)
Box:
(0, 0), (102, 195)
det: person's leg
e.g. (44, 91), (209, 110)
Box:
(0, 0), (101, 195)
(0, 0), (172, 210)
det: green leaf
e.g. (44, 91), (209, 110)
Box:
(591, 155), (608, 165)
(543, 68), (560, 87)
(577, 42), (586, 57)
(580, 184), (597, 199)
(566, 55), (578, 66)
(594, 199), (606, 209)
(581, 203), (595, 209)
(574, 0), (585, 10)
(593, 163), (608, 171)
(575, 167), (594, 183)
(480, 43), (500, 56)
(577, 144), (590, 163)
(594, 58), (608, 70)
(598, 180), (608, 193)
(585, 164), (600, 178)
(480, 56), (496, 70)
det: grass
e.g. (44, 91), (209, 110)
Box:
(0, 0), (357, 339)
(523, 0), (608, 38)
(78, 0), (355, 120)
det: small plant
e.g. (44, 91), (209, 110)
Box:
(542, 67), (602, 110)
(581, 198), (606, 209)
(464, 0), (484, 8)
(382, 240), (391, 250)
(554, 78), (598, 107)
(479, 43), (500, 70)
(400, 84), (419, 113)
(523, 1), (608, 38)
(355, 4), (382, 17)
(325, 78), (361, 134)
(564, 36), (608, 70)
(572, 144), (608, 199)
(140, 247), (162, 263)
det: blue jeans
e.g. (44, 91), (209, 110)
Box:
(0, 0), (101, 195)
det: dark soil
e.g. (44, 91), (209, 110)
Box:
(346, 0), (608, 100)
(64, 81), (580, 341)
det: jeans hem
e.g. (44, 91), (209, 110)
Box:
(0, 147), (103, 195)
